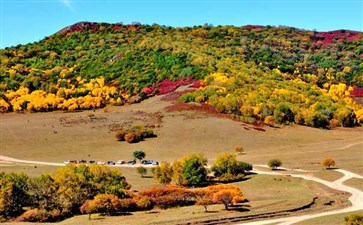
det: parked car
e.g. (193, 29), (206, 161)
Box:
(142, 160), (159, 165)
(127, 160), (136, 165)
(141, 160), (152, 165)
(64, 160), (77, 164)
(79, 159), (87, 164)
(97, 161), (106, 165)
(107, 161), (115, 165)
(89, 160), (96, 164)
(117, 160), (126, 164)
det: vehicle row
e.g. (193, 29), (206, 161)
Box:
(63, 159), (158, 165)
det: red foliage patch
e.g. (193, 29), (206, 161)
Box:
(142, 79), (204, 97)
(351, 88), (363, 97)
(310, 30), (362, 46)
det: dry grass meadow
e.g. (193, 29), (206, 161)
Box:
(1, 86), (362, 224)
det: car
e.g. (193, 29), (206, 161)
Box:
(64, 160), (77, 164)
(117, 160), (126, 164)
(141, 160), (152, 165)
(79, 159), (87, 164)
(107, 161), (115, 165)
(97, 161), (105, 165)
(89, 160), (96, 164)
(142, 160), (159, 165)
(127, 160), (136, 165)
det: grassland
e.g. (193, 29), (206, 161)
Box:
(1, 88), (362, 224)
(0, 173), (350, 225)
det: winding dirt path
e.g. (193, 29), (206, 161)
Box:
(1, 155), (362, 224)
(240, 168), (363, 225)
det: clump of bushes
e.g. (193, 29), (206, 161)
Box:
(15, 209), (61, 222)
(115, 125), (156, 143)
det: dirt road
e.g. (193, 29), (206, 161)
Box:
(240, 168), (363, 225)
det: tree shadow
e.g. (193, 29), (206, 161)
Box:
(145, 211), (160, 214)
(105, 212), (133, 217)
(272, 168), (287, 171)
(229, 205), (250, 212)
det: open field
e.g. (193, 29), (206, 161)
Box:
(0, 173), (350, 225)
(1, 87), (362, 176)
(344, 178), (363, 192)
(293, 210), (363, 225)
(1, 87), (362, 224)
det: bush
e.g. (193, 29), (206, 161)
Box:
(138, 186), (195, 209)
(115, 130), (127, 141)
(15, 209), (60, 222)
(268, 159), (282, 170)
(115, 125), (155, 143)
(136, 166), (147, 177)
(135, 196), (153, 210)
(344, 214), (363, 225)
(124, 132), (141, 143)
(120, 198), (138, 212)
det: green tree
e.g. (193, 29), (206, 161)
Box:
(153, 161), (173, 185)
(182, 153), (208, 187)
(136, 166), (147, 178)
(273, 103), (295, 124)
(268, 159), (282, 170)
(133, 150), (146, 162)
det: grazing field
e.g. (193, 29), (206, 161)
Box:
(293, 210), (363, 225)
(344, 178), (363, 192)
(1, 87), (362, 224)
(0, 173), (349, 225)
(1, 88), (362, 175)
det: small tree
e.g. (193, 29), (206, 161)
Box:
(80, 194), (121, 219)
(182, 153), (208, 187)
(136, 166), (147, 178)
(268, 159), (282, 170)
(234, 146), (244, 155)
(153, 162), (173, 185)
(133, 150), (146, 163)
(321, 158), (336, 169)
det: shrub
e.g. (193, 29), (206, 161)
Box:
(135, 196), (153, 210)
(234, 146), (244, 155)
(344, 214), (363, 225)
(138, 186), (195, 209)
(119, 198), (137, 212)
(115, 125), (155, 143)
(124, 132), (140, 143)
(115, 130), (127, 141)
(136, 166), (147, 178)
(211, 153), (252, 181)
(15, 209), (60, 222)
(268, 159), (282, 170)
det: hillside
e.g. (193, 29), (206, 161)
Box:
(0, 22), (362, 128)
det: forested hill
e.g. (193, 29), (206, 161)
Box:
(1, 22), (362, 128)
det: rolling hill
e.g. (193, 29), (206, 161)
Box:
(0, 22), (362, 128)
